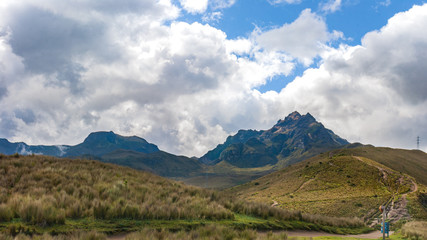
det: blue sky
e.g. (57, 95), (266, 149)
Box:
(176, 0), (426, 93)
(0, 0), (426, 156)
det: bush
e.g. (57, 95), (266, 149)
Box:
(93, 201), (111, 220)
(0, 204), (13, 222)
(401, 221), (427, 240)
(19, 200), (65, 226)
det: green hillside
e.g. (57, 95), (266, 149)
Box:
(101, 149), (203, 177)
(0, 154), (369, 238)
(228, 146), (427, 221)
(338, 145), (427, 185)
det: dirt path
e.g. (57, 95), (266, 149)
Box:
(271, 199), (279, 207)
(286, 230), (392, 239)
(353, 156), (389, 182)
(108, 230), (392, 240)
(352, 156), (419, 225)
(296, 178), (315, 192)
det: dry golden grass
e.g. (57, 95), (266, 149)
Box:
(0, 154), (367, 238)
(400, 221), (427, 239)
(228, 153), (416, 219)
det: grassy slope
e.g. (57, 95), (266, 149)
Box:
(338, 146), (427, 185)
(101, 149), (203, 177)
(180, 161), (275, 189)
(227, 147), (424, 219)
(0, 154), (369, 237)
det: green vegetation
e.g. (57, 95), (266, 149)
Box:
(101, 149), (203, 177)
(337, 146), (427, 185)
(228, 152), (417, 219)
(399, 221), (427, 239)
(407, 187), (427, 220)
(0, 154), (369, 238)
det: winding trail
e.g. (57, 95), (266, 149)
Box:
(352, 156), (418, 224)
(286, 230), (392, 239)
(108, 230), (392, 239)
(295, 178), (315, 192)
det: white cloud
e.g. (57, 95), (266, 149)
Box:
(179, 0), (208, 14)
(268, 0), (302, 5)
(255, 9), (332, 65)
(379, 0), (391, 7)
(0, 0), (295, 156)
(202, 11), (222, 23)
(320, 0), (342, 13)
(1, 0), (427, 157)
(272, 3), (427, 151)
(210, 0), (236, 9)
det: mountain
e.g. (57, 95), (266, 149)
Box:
(200, 111), (349, 169)
(64, 131), (159, 157)
(227, 146), (427, 222)
(0, 138), (70, 156)
(0, 131), (202, 178)
(0, 131), (159, 157)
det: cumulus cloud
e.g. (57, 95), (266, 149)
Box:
(272, 4), (427, 151)
(255, 9), (336, 65)
(0, 0), (294, 155)
(0, 0), (426, 156)
(179, 0), (208, 14)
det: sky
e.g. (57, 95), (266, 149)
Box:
(0, 0), (426, 157)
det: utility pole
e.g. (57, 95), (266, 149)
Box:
(382, 206), (385, 240)
(417, 136), (420, 150)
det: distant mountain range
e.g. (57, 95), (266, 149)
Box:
(0, 131), (158, 157)
(0, 112), (350, 182)
(0, 131), (201, 177)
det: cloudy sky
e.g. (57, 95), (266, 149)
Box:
(1, 0), (426, 156)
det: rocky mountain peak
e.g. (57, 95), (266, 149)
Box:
(273, 112), (316, 130)
(287, 111), (302, 120)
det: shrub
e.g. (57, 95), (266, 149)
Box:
(401, 221), (427, 240)
(93, 201), (111, 220)
(19, 200), (65, 226)
(0, 204), (13, 222)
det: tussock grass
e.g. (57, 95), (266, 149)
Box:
(0, 155), (235, 223)
(0, 231), (106, 240)
(0, 154), (367, 237)
(125, 225), (287, 240)
(400, 221), (427, 239)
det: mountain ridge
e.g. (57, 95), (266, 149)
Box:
(0, 131), (202, 178)
(0, 131), (160, 157)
